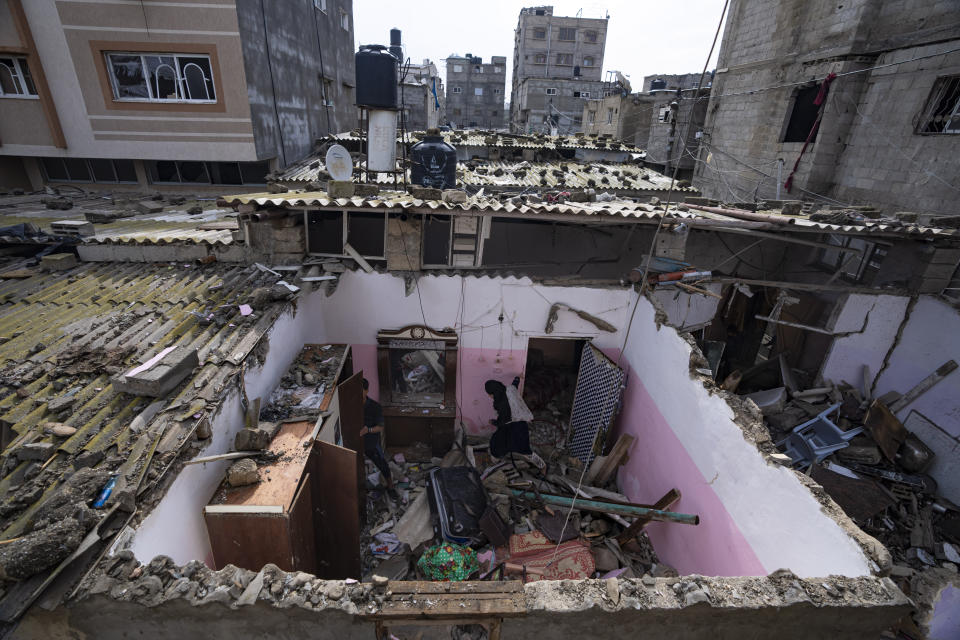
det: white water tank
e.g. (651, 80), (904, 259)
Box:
(367, 109), (398, 172)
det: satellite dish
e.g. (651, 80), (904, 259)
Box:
(325, 144), (353, 182)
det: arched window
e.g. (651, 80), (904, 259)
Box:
(182, 62), (211, 100)
(154, 63), (179, 99)
(0, 61), (19, 95)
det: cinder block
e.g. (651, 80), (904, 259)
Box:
(50, 220), (95, 237)
(114, 347), (199, 397)
(137, 201), (165, 215)
(327, 180), (355, 198)
(41, 253), (78, 271)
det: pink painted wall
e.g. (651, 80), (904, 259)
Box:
(613, 369), (766, 576)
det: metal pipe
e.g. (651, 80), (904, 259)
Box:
(506, 489), (700, 525)
(684, 203), (797, 225)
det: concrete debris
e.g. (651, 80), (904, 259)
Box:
(0, 516), (84, 581)
(17, 442), (56, 462)
(235, 427), (271, 451)
(137, 201), (165, 215)
(114, 347), (199, 398)
(227, 459), (260, 487)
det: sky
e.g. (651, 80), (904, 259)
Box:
(353, 0), (728, 96)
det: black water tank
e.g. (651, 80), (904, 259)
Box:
(356, 44), (398, 109)
(411, 131), (457, 189)
(650, 78), (667, 91)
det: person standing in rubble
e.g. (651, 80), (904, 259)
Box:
(485, 377), (546, 472)
(360, 378), (396, 497)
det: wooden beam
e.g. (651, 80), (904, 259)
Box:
(9, 0), (66, 149)
(615, 488), (681, 544)
(888, 360), (958, 414)
(587, 434), (635, 485)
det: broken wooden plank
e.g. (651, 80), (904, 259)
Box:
(587, 434), (635, 486)
(887, 360), (958, 414)
(615, 488), (681, 544)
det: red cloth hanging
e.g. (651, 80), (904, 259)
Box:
(784, 72), (837, 193)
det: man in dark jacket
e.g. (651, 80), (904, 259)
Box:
(361, 378), (395, 494)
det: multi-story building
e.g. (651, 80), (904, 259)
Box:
(582, 73), (708, 180)
(693, 0), (960, 214)
(0, 0), (356, 192)
(400, 59), (444, 132)
(510, 5), (607, 134)
(445, 54), (507, 130)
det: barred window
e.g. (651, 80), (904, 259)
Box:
(916, 75), (960, 134)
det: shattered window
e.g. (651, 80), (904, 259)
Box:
(105, 52), (216, 102)
(388, 345), (446, 404)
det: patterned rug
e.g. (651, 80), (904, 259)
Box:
(505, 531), (595, 582)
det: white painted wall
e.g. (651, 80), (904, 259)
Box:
(130, 271), (874, 578)
(621, 292), (874, 577)
(819, 294), (911, 393)
(822, 294), (960, 503)
(130, 305), (310, 565)
(650, 283), (722, 331)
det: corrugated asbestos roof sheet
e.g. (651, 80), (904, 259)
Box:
(0, 194), (237, 247)
(220, 190), (958, 238)
(277, 156), (690, 193)
(0, 261), (294, 613)
(330, 129), (645, 153)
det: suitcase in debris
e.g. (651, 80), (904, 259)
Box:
(427, 466), (488, 546)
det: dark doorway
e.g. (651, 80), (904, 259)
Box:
(522, 338), (586, 448)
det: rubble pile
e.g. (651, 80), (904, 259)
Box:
(359, 432), (683, 585)
(260, 344), (348, 422)
(740, 364), (960, 583)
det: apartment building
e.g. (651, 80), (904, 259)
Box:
(509, 5), (607, 133)
(0, 0), (356, 192)
(445, 54), (507, 130)
(400, 58), (444, 132)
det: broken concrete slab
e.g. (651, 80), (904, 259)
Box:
(17, 442), (56, 462)
(114, 347), (199, 398)
(409, 186), (442, 200)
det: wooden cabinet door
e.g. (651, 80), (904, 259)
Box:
(310, 440), (361, 579)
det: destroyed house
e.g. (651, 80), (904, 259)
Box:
(0, 188), (957, 638)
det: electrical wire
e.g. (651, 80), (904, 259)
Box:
(545, 0), (731, 567)
(706, 44), (960, 101)
(832, 89), (960, 194)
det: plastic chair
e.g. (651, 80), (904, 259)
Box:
(776, 403), (863, 468)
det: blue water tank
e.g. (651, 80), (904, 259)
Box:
(356, 45), (398, 109)
(411, 131), (457, 189)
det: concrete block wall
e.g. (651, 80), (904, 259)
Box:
(829, 43), (960, 214)
(695, 0), (960, 212)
